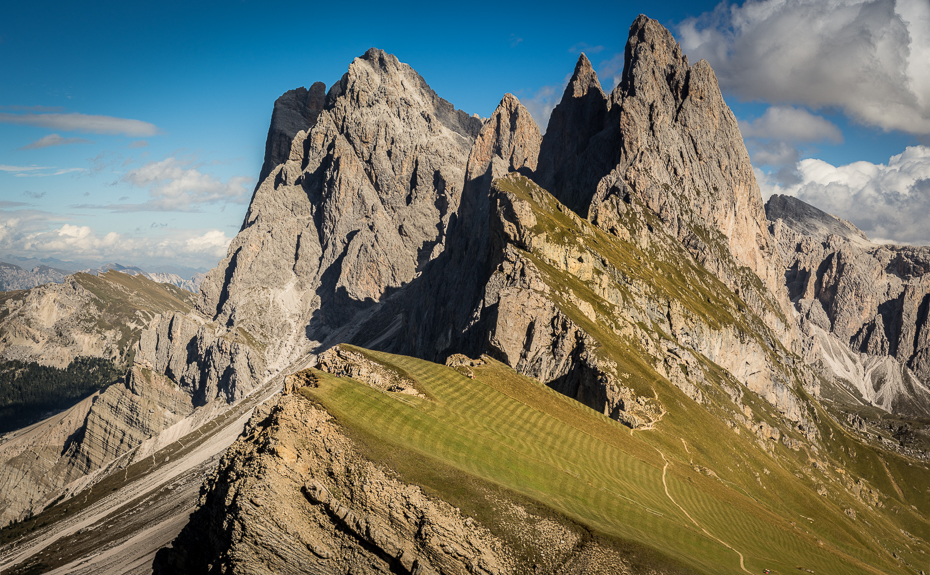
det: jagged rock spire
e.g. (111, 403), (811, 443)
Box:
(467, 93), (541, 183)
(535, 54), (609, 215)
(257, 83), (326, 185)
(532, 15), (793, 339)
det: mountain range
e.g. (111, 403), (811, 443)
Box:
(0, 259), (206, 293)
(2, 14), (930, 575)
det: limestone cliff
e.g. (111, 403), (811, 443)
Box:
(535, 16), (792, 342)
(0, 366), (194, 526)
(257, 82), (327, 184)
(768, 194), (930, 417)
(339, 92), (543, 361)
(176, 48), (482, 386)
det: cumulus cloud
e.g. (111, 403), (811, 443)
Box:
(760, 145), (930, 245)
(0, 112), (161, 136)
(111, 156), (252, 212)
(739, 106), (843, 185)
(19, 133), (94, 150)
(0, 208), (233, 268)
(739, 107), (843, 144)
(679, 0), (930, 135)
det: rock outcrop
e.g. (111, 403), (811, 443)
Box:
(768, 193), (930, 416)
(257, 83), (327, 184)
(154, 392), (649, 575)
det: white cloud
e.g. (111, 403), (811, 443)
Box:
(0, 112), (161, 136)
(0, 164), (50, 173)
(739, 107), (843, 144)
(0, 164), (83, 177)
(0, 209), (233, 269)
(116, 156), (252, 212)
(19, 133), (94, 150)
(679, 0), (930, 135)
(761, 145), (930, 245)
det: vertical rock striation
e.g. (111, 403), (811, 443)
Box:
(257, 83), (327, 185)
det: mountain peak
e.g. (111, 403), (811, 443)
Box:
(620, 14), (689, 99)
(569, 53), (604, 99)
(766, 193), (872, 247)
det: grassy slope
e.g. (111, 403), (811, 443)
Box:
(302, 346), (927, 574)
(300, 175), (930, 574)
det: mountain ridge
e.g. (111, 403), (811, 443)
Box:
(4, 14), (930, 575)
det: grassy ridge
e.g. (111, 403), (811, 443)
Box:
(301, 347), (915, 574)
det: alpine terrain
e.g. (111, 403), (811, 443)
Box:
(3, 14), (930, 575)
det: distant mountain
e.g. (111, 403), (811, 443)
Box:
(0, 260), (206, 293)
(0, 261), (70, 291)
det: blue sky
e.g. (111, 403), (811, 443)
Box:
(2, 0), (928, 273)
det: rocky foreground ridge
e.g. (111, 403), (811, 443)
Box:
(5, 13), (930, 575)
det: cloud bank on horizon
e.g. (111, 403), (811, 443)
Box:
(678, 0), (930, 245)
(0, 208), (233, 270)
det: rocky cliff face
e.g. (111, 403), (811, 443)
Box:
(0, 365), (195, 526)
(257, 83), (327, 184)
(535, 16), (792, 342)
(768, 193), (930, 416)
(0, 270), (196, 368)
(340, 92), (544, 361)
(180, 48), (483, 383)
(476, 174), (814, 431)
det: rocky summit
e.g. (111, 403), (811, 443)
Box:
(4, 14), (930, 575)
